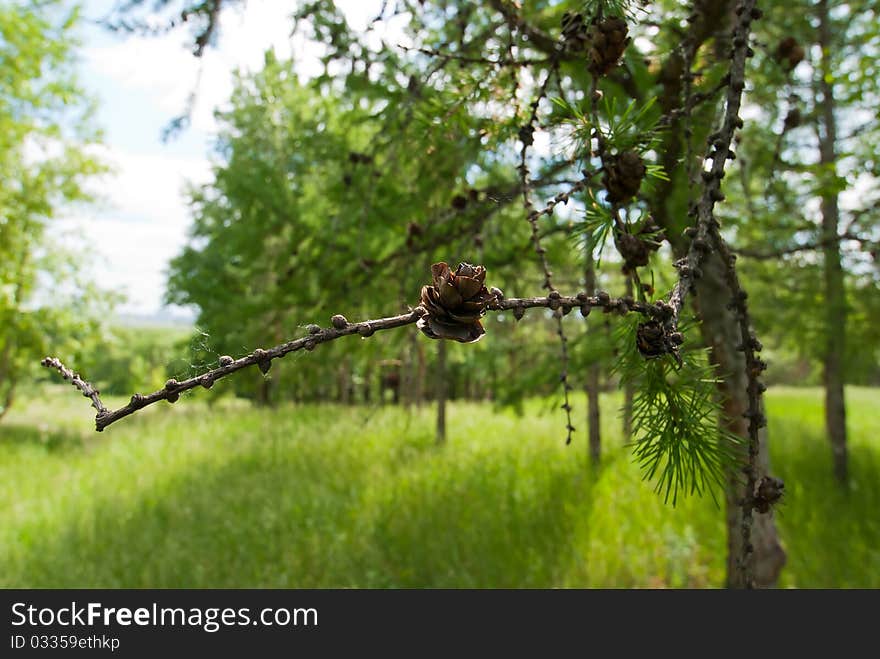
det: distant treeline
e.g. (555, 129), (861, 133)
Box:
(51, 319), (879, 407)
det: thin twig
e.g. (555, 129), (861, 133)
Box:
(400, 44), (550, 68)
(488, 0), (564, 56)
(518, 56), (577, 443)
(735, 231), (872, 259)
(520, 67), (562, 292)
(387, 161), (575, 267)
(40, 357), (108, 416)
(42, 293), (651, 433)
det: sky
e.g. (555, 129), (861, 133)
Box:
(64, 0), (392, 321)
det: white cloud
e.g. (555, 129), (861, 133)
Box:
(61, 147), (211, 315)
(72, 0), (399, 317)
(58, 212), (181, 314)
(85, 34), (198, 112)
(97, 150), (212, 225)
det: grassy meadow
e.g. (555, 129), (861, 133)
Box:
(1, 385), (878, 588)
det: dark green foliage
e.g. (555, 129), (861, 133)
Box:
(614, 317), (742, 504)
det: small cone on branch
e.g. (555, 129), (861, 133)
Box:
(775, 37), (804, 72)
(616, 232), (651, 272)
(603, 150), (646, 204)
(619, 218), (665, 272)
(754, 476), (785, 514)
(587, 16), (630, 76)
(418, 262), (495, 343)
(636, 320), (668, 358)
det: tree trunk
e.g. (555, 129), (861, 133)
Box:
(402, 333), (417, 408)
(0, 339), (15, 422)
(363, 363), (372, 404)
(622, 274), (635, 440)
(818, 0), (848, 483)
(0, 260), (26, 422)
(256, 376), (273, 406)
(646, 0), (782, 587)
(695, 250), (787, 588)
(0, 384), (14, 422)
(416, 339), (426, 406)
(622, 376), (633, 440)
(585, 240), (601, 463)
(436, 340), (447, 445)
(586, 368), (601, 463)
(337, 358), (351, 405)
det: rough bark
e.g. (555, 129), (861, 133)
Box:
(817, 0), (848, 483)
(695, 251), (786, 588)
(649, 0), (785, 588)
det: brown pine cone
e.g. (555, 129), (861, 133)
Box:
(636, 319), (667, 358)
(418, 262), (495, 343)
(603, 151), (646, 204)
(616, 232), (651, 272)
(754, 476), (785, 514)
(775, 37), (804, 72)
(588, 17), (630, 76)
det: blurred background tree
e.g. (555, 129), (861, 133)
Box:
(726, 0), (880, 483)
(0, 0), (111, 420)
(4, 0), (879, 589)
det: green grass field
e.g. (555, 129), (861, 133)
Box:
(1, 386), (878, 588)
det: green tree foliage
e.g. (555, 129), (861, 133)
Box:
(0, 0), (109, 419)
(727, 0), (880, 382)
(165, 1), (733, 460)
(73, 325), (195, 396)
(165, 43), (608, 405)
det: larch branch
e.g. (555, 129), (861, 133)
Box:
(42, 292), (653, 433)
